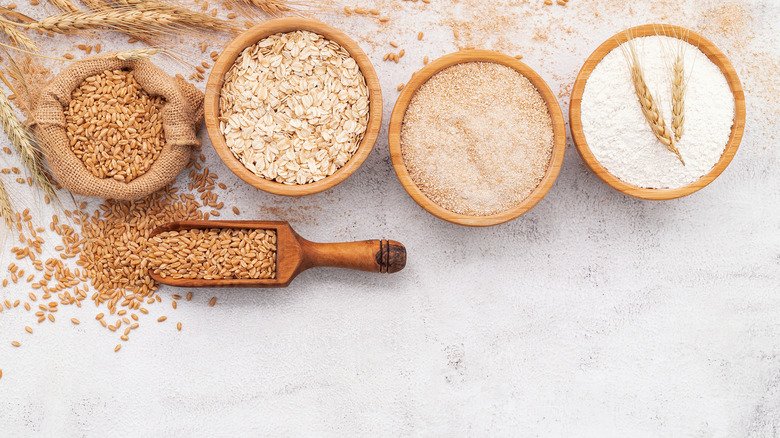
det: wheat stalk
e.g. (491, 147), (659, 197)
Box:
(622, 38), (685, 165)
(0, 20), (38, 52)
(82, 0), (112, 10)
(229, 0), (308, 18)
(4, 9), (187, 38)
(0, 88), (59, 204)
(88, 46), (163, 60)
(0, 176), (15, 231)
(245, 0), (297, 15)
(112, 0), (243, 33)
(46, 0), (80, 13)
(114, 46), (162, 60)
(671, 48), (686, 142)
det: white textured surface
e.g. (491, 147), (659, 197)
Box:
(1, 0), (779, 436)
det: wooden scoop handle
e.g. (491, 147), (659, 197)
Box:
(300, 239), (406, 274)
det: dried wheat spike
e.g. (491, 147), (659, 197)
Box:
(46, 0), (79, 13)
(623, 40), (685, 165)
(0, 20), (38, 51)
(671, 53), (685, 142)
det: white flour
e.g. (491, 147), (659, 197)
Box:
(581, 36), (735, 189)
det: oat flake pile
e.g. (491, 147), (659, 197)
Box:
(219, 30), (370, 185)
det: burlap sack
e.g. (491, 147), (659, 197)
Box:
(29, 56), (204, 200)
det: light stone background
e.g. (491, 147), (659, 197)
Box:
(1, 0), (779, 436)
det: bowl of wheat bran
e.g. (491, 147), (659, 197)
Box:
(205, 18), (382, 196)
(388, 50), (566, 227)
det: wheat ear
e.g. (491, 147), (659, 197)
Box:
(7, 9), (186, 36)
(622, 39), (685, 165)
(230, 0), (310, 17)
(45, 0), (80, 13)
(87, 47), (163, 61)
(0, 88), (59, 203)
(82, 0), (113, 11)
(112, 0), (243, 33)
(671, 49), (685, 142)
(0, 177), (15, 231)
(0, 20), (38, 52)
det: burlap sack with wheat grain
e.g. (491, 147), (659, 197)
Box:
(28, 56), (203, 200)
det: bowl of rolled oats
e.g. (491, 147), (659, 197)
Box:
(205, 18), (382, 196)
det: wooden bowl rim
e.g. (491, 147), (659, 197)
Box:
(569, 24), (746, 200)
(204, 17), (383, 197)
(388, 49), (566, 227)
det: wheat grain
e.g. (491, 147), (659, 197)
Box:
(66, 69), (166, 183)
(150, 228), (277, 280)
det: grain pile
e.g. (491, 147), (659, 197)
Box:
(400, 62), (554, 216)
(65, 69), (166, 183)
(150, 228), (277, 280)
(219, 30), (369, 185)
(0, 152), (227, 350)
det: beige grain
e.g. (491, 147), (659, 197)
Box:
(219, 30), (369, 185)
(150, 228), (277, 279)
(65, 69), (166, 183)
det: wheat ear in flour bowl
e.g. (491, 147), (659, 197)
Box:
(570, 24), (746, 200)
(205, 18), (382, 196)
(388, 50), (566, 227)
(30, 56), (204, 200)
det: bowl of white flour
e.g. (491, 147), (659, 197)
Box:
(569, 24), (746, 200)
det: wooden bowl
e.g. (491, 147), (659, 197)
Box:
(388, 50), (566, 227)
(204, 18), (383, 196)
(569, 24), (746, 200)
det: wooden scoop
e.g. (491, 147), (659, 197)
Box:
(149, 220), (406, 288)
